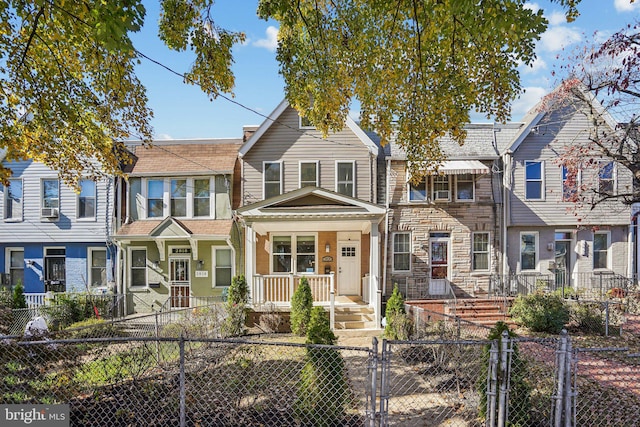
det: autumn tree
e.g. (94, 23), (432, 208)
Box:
(547, 21), (640, 209)
(0, 0), (243, 186)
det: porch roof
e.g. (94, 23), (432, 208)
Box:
(115, 218), (233, 239)
(427, 160), (490, 175)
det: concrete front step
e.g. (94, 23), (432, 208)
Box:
(334, 320), (379, 330)
(333, 306), (376, 330)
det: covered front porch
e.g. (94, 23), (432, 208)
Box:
(238, 187), (385, 329)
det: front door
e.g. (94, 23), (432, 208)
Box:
(338, 241), (360, 295)
(429, 235), (450, 295)
(170, 257), (190, 308)
(555, 232), (573, 290)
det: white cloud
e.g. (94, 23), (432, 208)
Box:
(511, 87), (548, 118)
(253, 26), (279, 52)
(521, 56), (547, 74)
(547, 10), (567, 26)
(614, 0), (640, 12)
(155, 133), (173, 140)
(524, 2), (540, 12)
(539, 26), (583, 52)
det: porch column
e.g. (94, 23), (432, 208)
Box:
(245, 223), (256, 302)
(370, 221), (381, 327)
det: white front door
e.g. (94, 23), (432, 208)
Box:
(338, 241), (360, 295)
(170, 257), (190, 308)
(430, 235), (450, 295)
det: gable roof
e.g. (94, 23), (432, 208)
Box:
(238, 100), (380, 158)
(127, 139), (242, 176)
(116, 218), (233, 239)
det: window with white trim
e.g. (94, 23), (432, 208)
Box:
(213, 246), (234, 287)
(194, 178), (210, 217)
(4, 178), (22, 220)
(520, 232), (538, 271)
(593, 231), (610, 270)
(215, 175), (231, 218)
(272, 235), (316, 274)
(456, 174), (475, 201)
(78, 179), (96, 219)
(130, 248), (147, 287)
(264, 162), (282, 199)
(171, 179), (187, 217)
(392, 233), (411, 272)
(561, 165), (579, 201)
(408, 177), (427, 202)
(299, 116), (315, 129)
(525, 161), (543, 200)
(42, 179), (59, 209)
(147, 179), (164, 218)
(300, 162), (318, 188)
(6, 248), (24, 287)
(88, 248), (107, 288)
(432, 175), (451, 201)
(472, 232), (490, 271)
(336, 161), (355, 197)
(598, 161), (615, 195)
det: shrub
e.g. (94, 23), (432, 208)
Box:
(290, 276), (313, 336)
(42, 293), (98, 329)
(12, 282), (27, 309)
(478, 322), (531, 426)
(509, 292), (569, 334)
(384, 284), (413, 340)
(66, 318), (122, 339)
(569, 302), (605, 335)
(295, 306), (346, 426)
(221, 275), (249, 337)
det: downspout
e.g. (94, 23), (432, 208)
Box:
(502, 151), (513, 279)
(382, 158), (391, 297)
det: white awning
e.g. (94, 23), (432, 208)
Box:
(431, 160), (490, 175)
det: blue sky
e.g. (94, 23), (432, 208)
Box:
(132, 0), (640, 140)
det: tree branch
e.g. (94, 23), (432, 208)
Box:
(18, 6), (45, 70)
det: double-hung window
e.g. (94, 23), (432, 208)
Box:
(78, 179), (96, 219)
(5, 179), (22, 220)
(392, 233), (411, 272)
(7, 248), (24, 287)
(213, 246), (233, 287)
(520, 232), (538, 271)
(194, 178), (211, 217)
(598, 161), (615, 195)
(472, 232), (490, 271)
(456, 174), (474, 201)
(272, 235), (316, 274)
(525, 161), (543, 200)
(42, 179), (59, 218)
(561, 165), (579, 201)
(432, 175), (451, 201)
(264, 162), (282, 199)
(147, 179), (164, 218)
(409, 177), (427, 202)
(300, 162), (318, 188)
(130, 249), (147, 287)
(88, 248), (107, 288)
(215, 175), (231, 218)
(171, 179), (187, 217)
(336, 161), (355, 197)
(593, 232), (610, 270)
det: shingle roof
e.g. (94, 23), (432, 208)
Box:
(128, 140), (242, 176)
(116, 219), (234, 237)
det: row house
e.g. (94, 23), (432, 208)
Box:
(0, 159), (115, 299)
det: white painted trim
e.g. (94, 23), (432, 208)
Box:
(391, 232), (411, 273)
(299, 160), (319, 188)
(263, 160), (283, 200)
(335, 160), (356, 197)
(518, 231), (539, 272)
(471, 232), (491, 272)
(211, 245), (235, 288)
(128, 246), (148, 288)
(524, 160), (545, 201)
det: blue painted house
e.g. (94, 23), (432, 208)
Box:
(0, 160), (115, 294)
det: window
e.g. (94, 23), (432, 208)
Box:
(78, 179), (96, 219)
(44, 248), (65, 292)
(432, 175), (450, 201)
(456, 174), (474, 201)
(561, 165), (578, 201)
(300, 116), (315, 129)
(336, 161), (355, 197)
(213, 247), (234, 287)
(525, 161), (543, 200)
(88, 248), (107, 288)
(215, 175), (231, 218)
(194, 178), (210, 217)
(598, 161), (615, 195)
(264, 162), (282, 199)
(5, 179), (22, 220)
(593, 232), (610, 270)
(520, 232), (538, 271)
(130, 249), (147, 287)
(272, 235), (316, 274)
(147, 179), (164, 218)
(392, 233), (411, 272)
(42, 179), (59, 209)
(300, 162), (318, 187)
(171, 179), (187, 217)
(6, 249), (24, 287)
(472, 232), (490, 271)
(409, 177), (427, 202)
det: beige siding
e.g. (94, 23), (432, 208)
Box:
(241, 107), (374, 205)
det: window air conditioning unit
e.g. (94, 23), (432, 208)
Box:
(41, 208), (59, 218)
(435, 190), (450, 200)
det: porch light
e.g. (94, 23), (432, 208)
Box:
(325, 243), (330, 253)
(197, 260), (204, 270)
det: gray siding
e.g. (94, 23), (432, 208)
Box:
(241, 107), (375, 205)
(0, 161), (114, 243)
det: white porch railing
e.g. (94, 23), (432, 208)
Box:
(24, 293), (49, 308)
(251, 273), (335, 305)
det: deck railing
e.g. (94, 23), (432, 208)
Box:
(251, 273), (335, 305)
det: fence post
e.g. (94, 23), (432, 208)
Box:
(604, 300), (610, 337)
(155, 312), (161, 362)
(564, 336), (574, 427)
(497, 330), (510, 427)
(379, 340), (391, 427)
(368, 337), (378, 427)
(456, 317), (461, 339)
(553, 330), (568, 427)
(487, 340), (499, 427)
(179, 335), (186, 427)
(330, 287), (335, 331)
